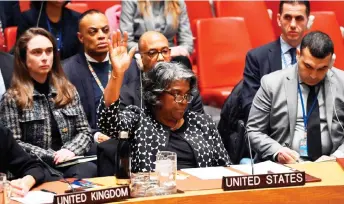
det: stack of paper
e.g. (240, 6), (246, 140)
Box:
(230, 160), (294, 175)
(11, 191), (55, 204)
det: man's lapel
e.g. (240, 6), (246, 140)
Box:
(268, 39), (282, 72)
(284, 65), (298, 140)
(324, 70), (335, 136)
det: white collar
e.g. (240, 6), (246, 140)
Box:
(84, 52), (109, 63)
(280, 36), (301, 54)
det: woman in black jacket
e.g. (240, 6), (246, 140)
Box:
(98, 31), (231, 172)
(16, 1), (80, 60)
(0, 124), (45, 197)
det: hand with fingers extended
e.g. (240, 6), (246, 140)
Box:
(104, 30), (136, 107)
(108, 30), (136, 76)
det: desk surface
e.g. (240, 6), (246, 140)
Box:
(28, 161), (344, 203)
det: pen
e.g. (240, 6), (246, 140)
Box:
(41, 189), (57, 194)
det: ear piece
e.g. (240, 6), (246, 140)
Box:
(329, 53), (336, 69)
(306, 15), (315, 30)
(135, 53), (144, 70)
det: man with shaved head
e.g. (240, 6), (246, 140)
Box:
(120, 30), (204, 113)
(63, 9), (113, 143)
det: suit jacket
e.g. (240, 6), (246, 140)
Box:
(120, 60), (205, 113)
(0, 51), (13, 89)
(242, 39), (282, 121)
(247, 65), (344, 161)
(17, 6), (80, 60)
(0, 124), (45, 184)
(63, 53), (138, 133)
(120, 0), (194, 54)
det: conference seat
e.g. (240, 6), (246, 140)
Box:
(264, 0), (280, 38)
(4, 26), (17, 52)
(309, 11), (344, 70)
(19, 0), (30, 12)
(195, 17), (252, 108)
(185, 1), (216, 76)
(65, 3), (89, 13)
(215, 1), (275, 48)
(73, 1), (121, 13)
(311, 1), (344, 27)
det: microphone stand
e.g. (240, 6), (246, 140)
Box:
(239, 120), (254, 175)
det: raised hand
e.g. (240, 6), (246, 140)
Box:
(108, 30), (136, 76)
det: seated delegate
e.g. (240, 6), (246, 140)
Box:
(0, 28), (96, 179)
(98, 31), (231, 172)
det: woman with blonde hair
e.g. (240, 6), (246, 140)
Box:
(0, 27), (96, 179)
(120, 0), (193, 69)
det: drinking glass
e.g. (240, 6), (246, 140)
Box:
(0, 173), (11, 204)
(154, 151), (177, 195)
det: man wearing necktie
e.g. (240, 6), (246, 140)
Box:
(247, 31), (344, 164)
(241, 0), (311, 122)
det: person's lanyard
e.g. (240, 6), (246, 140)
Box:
(46, 18), (62, 52)
(86, 60), (111, 92)
(297, 83), (321, 131)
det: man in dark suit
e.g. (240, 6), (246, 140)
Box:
(0, 51), (14, 99)
(120, 31), (204, 113)
(63, 9), (117, 144)
(242, 0), (311, 121)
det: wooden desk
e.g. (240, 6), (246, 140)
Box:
(23, 162), (344, 203)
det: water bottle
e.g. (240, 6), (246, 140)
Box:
(116, 131), (131, 185)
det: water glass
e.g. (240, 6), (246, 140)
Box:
(0, 173), (11, 204)
(155, 151), (177, 195)
(130, 172), (159, 197)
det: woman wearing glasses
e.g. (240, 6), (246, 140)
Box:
(120, 0), (193, 69)
(98, 31), (231, 172)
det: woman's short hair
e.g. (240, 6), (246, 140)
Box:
(142, 62), (197, 108)
(9, 27), (75, 109)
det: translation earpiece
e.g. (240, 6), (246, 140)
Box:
(329, 53), (336, 69)
(135, 53), (144, 70)
(306, 15), (315, 30)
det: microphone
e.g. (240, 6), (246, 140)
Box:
(32, 152), (76, 192)
(238, 120), (254, 175)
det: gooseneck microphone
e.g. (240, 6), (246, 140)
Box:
(32, 152), (75, 192)
(238, 120), (254, 175)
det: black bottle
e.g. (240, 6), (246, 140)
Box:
(116, 131), (131, 185)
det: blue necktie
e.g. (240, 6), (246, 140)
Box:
(289, 48), (297, 65)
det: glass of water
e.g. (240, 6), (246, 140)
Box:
(0, 173), (11, 204)
(154, 151), (177, 195)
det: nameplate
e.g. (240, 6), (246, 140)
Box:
(53, 186), (130, 204)
(222, 171), (305, 191)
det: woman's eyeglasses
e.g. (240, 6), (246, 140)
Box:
(164, 91), (193, 103)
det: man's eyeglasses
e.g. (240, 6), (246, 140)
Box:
(164, 91), (194, 103)
(141, 48), (171, 59)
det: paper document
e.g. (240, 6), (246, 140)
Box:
(230, 161), (294, 175)
(181, 167), (242, 180)
(11, 190), (55, 204)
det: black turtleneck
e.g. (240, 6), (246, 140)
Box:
(33, 78), (62, 151)
(165, 117), (197, 170)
